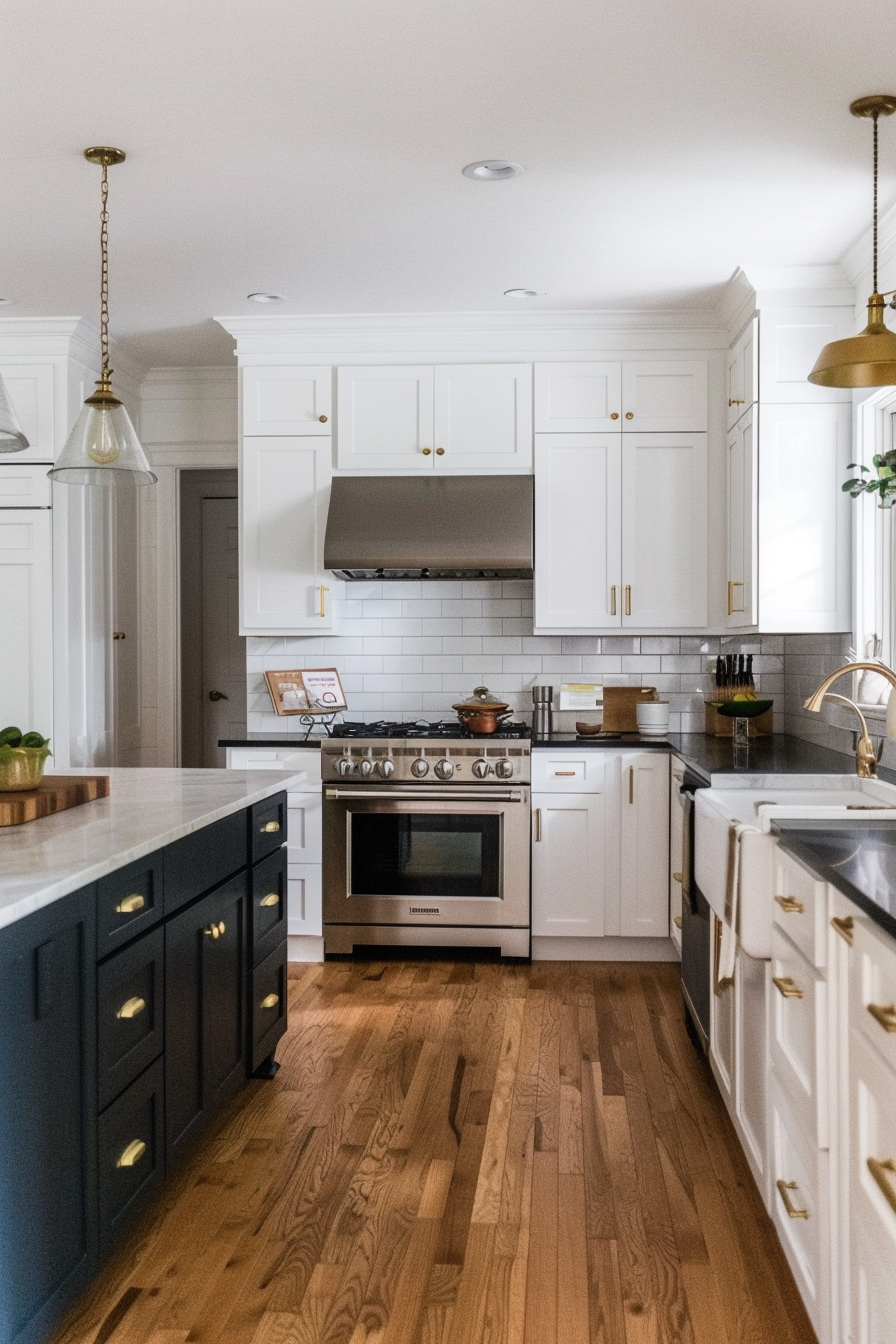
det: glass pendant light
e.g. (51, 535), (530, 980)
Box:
(809, 95), (896, 388)
(0, 374), (29, 453)
(50, 147), (156, 486)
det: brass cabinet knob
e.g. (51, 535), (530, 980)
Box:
(261, 820), (281, 833)
(116, 996), (146, 1020)
(610, 412), (619, 420)
(116, 893), (145, 915)
(116, 1139), (147, 1169)
(260, 892), (279, 908)
(319, 414), (328, 422)
(261, 993), (280, 1010)
(436, 447), (445, 455)
(625, 412), (634, 420)
(421, 447), (432, 455)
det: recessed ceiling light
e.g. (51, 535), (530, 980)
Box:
(462, 160), (526, 181)
(504, 288), (540, 298)
(247, 292), (284, 303)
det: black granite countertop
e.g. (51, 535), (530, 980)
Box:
(772, 820), (896, 942)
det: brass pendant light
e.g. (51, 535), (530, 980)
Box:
(49, 148), (156, 486)
(809, 95), (896, 388)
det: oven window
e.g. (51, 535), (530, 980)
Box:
(349, 813), (501, 898)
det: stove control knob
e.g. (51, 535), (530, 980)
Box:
(359, 757), (375, 778)
(472, 759), (490, 780)
(434, 758), (454, 780)
(495, 758), (514, 779)
(377, 758), (395, 778)
(411, 757), (430, 778)
(335, 756), (354, 777)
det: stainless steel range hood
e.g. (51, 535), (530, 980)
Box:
(324, 475), (534, 580)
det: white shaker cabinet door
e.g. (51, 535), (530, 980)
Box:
(240, 436), (336, 633)
(533, 433), (622, 631)
(0, 507), (53, 735)
(726, 316), (758, 430)
(336, 366), (434, 470)
(620, 432), (708, 627)
(618, 751), (669, 937)
(534, 362), (622, 433)
(621, 361), (708, 432)
(433, 364), (532, 472)
(726, 408), (757, 627)
(531, 790), (607, 937)
(242, 366), (332, 436)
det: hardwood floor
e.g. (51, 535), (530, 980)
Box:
(50, 961), (817, 1344)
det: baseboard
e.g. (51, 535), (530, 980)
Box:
(287, 935), (325, 963)
(531, 935), (680, 962)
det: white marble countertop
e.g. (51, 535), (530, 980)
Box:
(0, 767), (304, 932)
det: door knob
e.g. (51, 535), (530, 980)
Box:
(208, 690), (228, 701)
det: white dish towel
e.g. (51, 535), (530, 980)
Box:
(718, 820), (754, 990)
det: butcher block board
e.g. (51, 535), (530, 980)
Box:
(601, 686), (657, 733)
(0, 775), (111, 827)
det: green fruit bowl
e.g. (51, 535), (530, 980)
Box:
(711, 699), (774, 719)
(0, 745), (52, 791)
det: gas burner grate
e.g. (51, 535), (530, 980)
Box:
(331, 719), (531, 740)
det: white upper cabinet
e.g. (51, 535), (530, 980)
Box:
(534, 362), (622, 432)
(0, 363), (56, 462)
(242, 366), (332, 436)
(240, 436), (336, 633)
(534, 434), (622, 629)
(726, 408), (757, 627)
(0, 508), (53, 736)
(336, 364), (532, 472)
(620, 361), (708, 432)
(620, 433), (708, 628)
(726, 317), (758, 429)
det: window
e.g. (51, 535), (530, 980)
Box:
(853, 388), (896, 705)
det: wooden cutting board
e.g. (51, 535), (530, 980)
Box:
(0, 775), (111, 827)
(601, 686), (657, 732)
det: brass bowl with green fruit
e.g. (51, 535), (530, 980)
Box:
(711, 698), (774, 719)
(0, 726), (52, 791)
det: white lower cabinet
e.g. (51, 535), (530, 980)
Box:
(769, 1079), (831, 1341)
(708, 925), (768, 1191)
(619, 752), (670, 936)
(669, 757), (685, 952)
(225, 746), (323, 955)
(531, 791), (606, 937)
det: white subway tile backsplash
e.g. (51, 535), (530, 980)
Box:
(463, 655), (504, 674)
(503, 655), (542, 673)
(482, 599), (522, 617)
(463, 618), (505, 635)
(502, 618), (532, 635)
(382, 618), (422, 636)
(362, 636), (404, 654)
(541, 656), (584, 675)
(423, 617), (462, 635)
(383, 655), (423, 674)
(442, 599), (479, 617)
(483, 636), (522, 655)
(403, 637), (444, 654)
(443, 636), (483, 654)
(581, 656), (622, 674)
(401, 599), (443, 617)
(622, 655), (661, 673)
(462, 580), (503, 598)
(425, 655), (464, 674)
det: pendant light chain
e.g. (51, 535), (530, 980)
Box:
(873, 110), (880, 295)
(100, 157), (111, 376)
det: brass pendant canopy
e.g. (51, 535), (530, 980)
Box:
(809, 96), (896, 388)
(49, 147), (157, 486)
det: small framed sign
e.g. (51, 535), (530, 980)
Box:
(264, 668), (347, 717)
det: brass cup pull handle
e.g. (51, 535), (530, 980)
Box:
(868, 1002), (896, 1033)
(116, 893), (145, 915)
(260, 893), (280, 908)
(624, 585), (631, 616)
(318, 414), (328, 423)
(773, 976), (804, 1000)
(116, 996), (146, 1020)
(867, 1157), (896, 1215)
(625, 411), (634, 420)
(117, 1139), (147, 1169)
(610, 412), (619, 420)
(534, 808), (542, 842)
(421, 447), (432, 455)
(113, 631), (126, 640)
(673, 915), (683, 929)
(610, 584), (617, 616)
(261, 820), (281, 834)
(673, 872), (683, 884)
(204, 921), (226, 939)
(775, 895), (805, 915)
(831, 915), (854, 945)
(776, 1179), (809, 1219)
(261, 993), (280, 1010)
(435, 447), (445, 455)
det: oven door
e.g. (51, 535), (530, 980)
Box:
(323, 786), (530, 929)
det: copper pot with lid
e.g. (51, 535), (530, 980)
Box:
(451, 685), (512, 735)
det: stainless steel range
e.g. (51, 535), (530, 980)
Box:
(322, 721), (531, 957)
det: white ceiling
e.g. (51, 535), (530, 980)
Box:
(4, 0), (895, 368)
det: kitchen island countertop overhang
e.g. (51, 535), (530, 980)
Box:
(0, 766), (305, 931)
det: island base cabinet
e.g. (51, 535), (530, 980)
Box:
(0, 888), (97, 1344)
(250, 941), (288, 1073)
(164, 874), (247, 1166)
(97, 1057), (164, 1249)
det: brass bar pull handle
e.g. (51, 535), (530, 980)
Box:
(868, 1002), (896, 1033)
(728, 398), (745, 407)
(628, 767), (634, 805)
(867, 1157), (896, 1215)
(773, 976), (804, 1000)
(260, 893), (279, 908)
(117, 1139), (147, 1169)
(113, 631), (126, 641)
(116, 996), (146, 1020)
(831, 915), (854, 945)
(554, 771), (576, 777)
(727, 580), (734, 616)
(673, 872), (683, 884)
(673, 915), (683, 929)
(775, 895), (804, 915)
(610, 585), (617, 616)
(534, 808), (542, 842)
(261, 820), (281, 834)
(730, 581), (745, 614)
(776, 1179), (809, 1219)
(624, 585), (631, 616)
(261, 993), (280, 1010)
(318, 584), (329, 618)
(116, 893), (145, 915)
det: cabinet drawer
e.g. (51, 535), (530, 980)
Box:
(772, 849), (828, 969)
(770, 927), (828, 1148)
(164, 809), (246, 915)
(250, 793), (287, 864)
(250, 941), (288, 1072)
(851, 917), (896, 1073)
(849, 1027), (896, 1254)
(531, 752), (604, 792)
(97, 1057), (164, 1248)
(96, 854), (163, 954)
(251, 846), (288, 966)
(97, 926), (164, 1111)
(768, 1078), (829, 1338)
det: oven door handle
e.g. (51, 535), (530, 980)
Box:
(324, 787), (525, 802)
